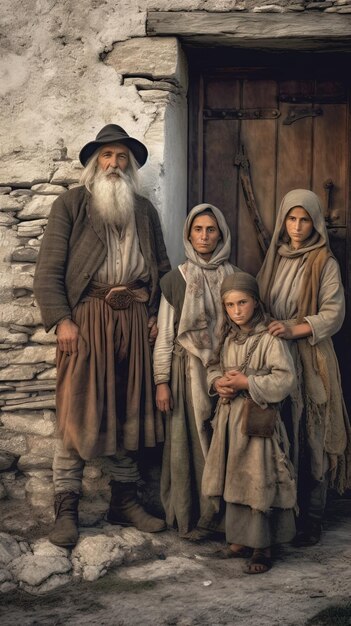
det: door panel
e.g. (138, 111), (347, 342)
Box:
(189, 66), (351, 409)
(203, 120), (240, 254)
(239, 80), (278, 273)
(195, 72), (349, 277)
(203, 78), (241, 256)
(313, 103), (347, 228)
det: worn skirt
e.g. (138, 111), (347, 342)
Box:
(160, 346), (220, 535)
(226, 503), (295, 549)
(56, 297), (163, 461)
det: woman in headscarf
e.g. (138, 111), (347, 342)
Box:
(257, 189), (351, 546)
(153, 204), (239, 539)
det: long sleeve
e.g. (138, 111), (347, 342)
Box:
(206, 359), (222, 395)
(304, 257), (345, 345)
(129, 195), (172, 320)
(153, 294), (176, 385)
(248, 335), (296, 407)
(33, 194), (73, 330)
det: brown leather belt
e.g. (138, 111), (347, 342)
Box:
(85, 280), (149, 310)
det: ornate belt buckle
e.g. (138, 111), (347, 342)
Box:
(105, 286), (133, 310)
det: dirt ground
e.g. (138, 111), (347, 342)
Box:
(1, 496), (351, 626)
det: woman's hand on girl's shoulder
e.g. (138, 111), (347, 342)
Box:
(267, 320), (293, 339)
(268, 320), (312, 340)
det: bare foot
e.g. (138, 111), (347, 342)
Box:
(229, 543), (249, 555)
(211, 544), (252, 559)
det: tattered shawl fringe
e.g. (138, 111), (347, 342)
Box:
(295, 248), (351, 492)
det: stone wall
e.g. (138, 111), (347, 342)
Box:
(0, 167), (113, 534)
(0, 0), (350, 533)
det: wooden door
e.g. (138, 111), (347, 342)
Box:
(188, 64), (351, 408)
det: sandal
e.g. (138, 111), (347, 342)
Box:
(211, 545), (252, 559)
(243, 550), (272, 574)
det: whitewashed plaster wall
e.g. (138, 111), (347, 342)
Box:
(0, 2), (189, 265)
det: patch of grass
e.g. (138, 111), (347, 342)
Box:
(307, 602), (351, 626)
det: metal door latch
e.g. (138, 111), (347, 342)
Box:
(283, 107), (323, 125)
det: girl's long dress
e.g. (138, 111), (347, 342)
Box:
(202, 329), (297, 548)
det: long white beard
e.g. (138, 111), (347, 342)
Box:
(91, 167), (135, 235)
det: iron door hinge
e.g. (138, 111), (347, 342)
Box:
(204, 108), (280, 120)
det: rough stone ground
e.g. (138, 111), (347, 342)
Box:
(1, 497), (351, 626)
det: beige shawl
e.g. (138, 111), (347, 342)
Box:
(258, 189), (329, 307)
(177, 204), (236, 367)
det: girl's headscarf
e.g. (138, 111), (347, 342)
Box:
(177, 203), (237, 366)
(257, 189), (330, 306)
(220, 271), (267, 343)
(220, 271), (260, 300)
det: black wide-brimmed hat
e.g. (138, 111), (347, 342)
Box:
(79, 124), (148, 168)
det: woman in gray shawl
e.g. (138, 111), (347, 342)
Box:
(257, 189), (351, 546)
(153, 204), (239, 538)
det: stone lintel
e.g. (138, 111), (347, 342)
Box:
(147, 11), (351, 51)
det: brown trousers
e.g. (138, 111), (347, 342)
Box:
(52, 439), (141, 494)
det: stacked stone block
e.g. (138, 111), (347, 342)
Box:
(0, 160), (112, 532)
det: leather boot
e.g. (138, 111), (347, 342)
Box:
(292, 518), (322, 547)
(106, 481), (166, 533)
(49, 491), (79, 548)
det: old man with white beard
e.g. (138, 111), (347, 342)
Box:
(34, 125), (171, 547)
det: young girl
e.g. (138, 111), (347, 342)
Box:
(257, 189), (351, 546)
(202, 272), (296, 574)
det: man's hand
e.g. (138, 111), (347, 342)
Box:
(148, 315), (158, 345)
(56, 319), (79, 355)
(156, 383), (174, 413)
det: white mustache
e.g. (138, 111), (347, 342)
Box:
(105, 166), (129, 181)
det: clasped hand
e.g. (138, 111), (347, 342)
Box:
(214, 370), (248, 399)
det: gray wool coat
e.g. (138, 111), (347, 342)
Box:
(33, 186), (171, 331)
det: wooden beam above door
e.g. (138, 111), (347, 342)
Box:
(147, 11), (351, 51)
